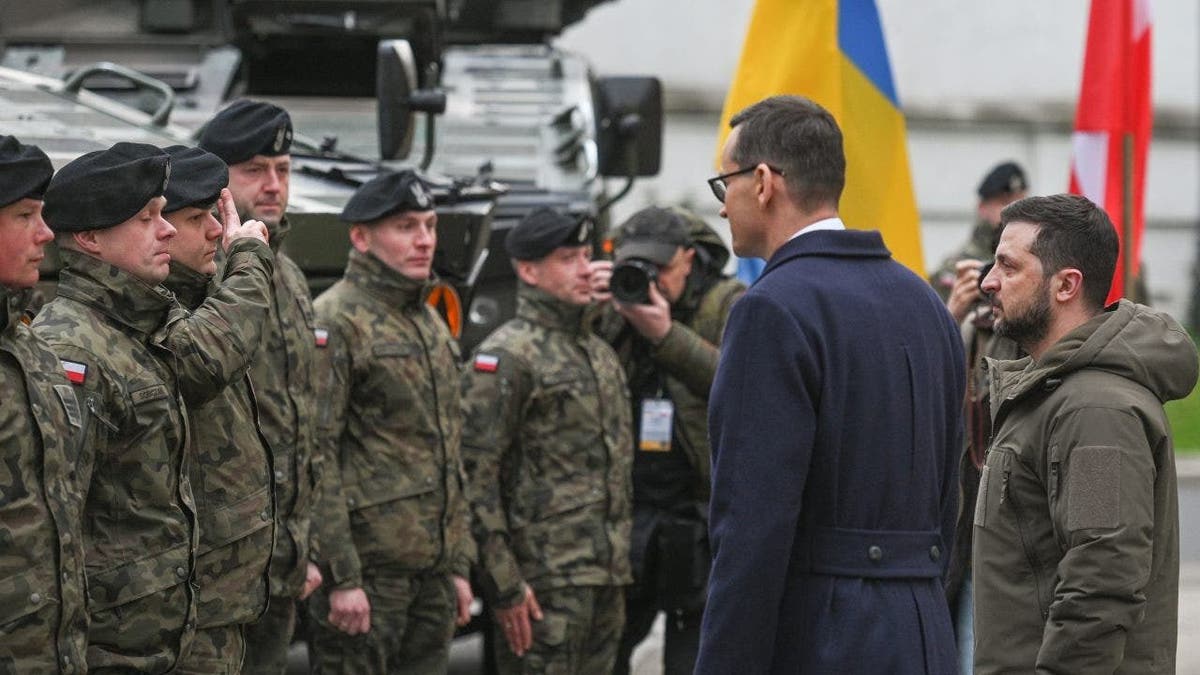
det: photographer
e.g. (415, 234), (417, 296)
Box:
(590, 206), (745, 675)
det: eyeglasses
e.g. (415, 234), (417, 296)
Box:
(707, 164), (785, 203)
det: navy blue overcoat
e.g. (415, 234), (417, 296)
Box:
(696, 229), (966, 674)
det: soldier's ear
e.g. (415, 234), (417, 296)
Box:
(515, 259), (539, 287)
(72, 230), (103, 255)
(348, 224), (371, 254)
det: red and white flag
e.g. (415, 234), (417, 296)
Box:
(1068, 0), (1152, 304)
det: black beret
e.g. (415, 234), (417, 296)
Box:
(614, 206), (691, 265)
(506, 207), (592, 261)
(163, 145), (228, 214)
(977, 161), (1028, 200)
(340, 169), (435, 223)
(0, 135), (53, 208)
(43, 142), (170, 233)
(198, 99), (293, 166)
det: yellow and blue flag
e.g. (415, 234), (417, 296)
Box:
(719, 0), (924, 273)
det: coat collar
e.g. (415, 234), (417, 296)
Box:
(344, 248), (432, 309)
(55, 249), (175, 337)
(1, 285), (32, 335)
(163, 260), (216, 311)
(516, 283), (586, 335)
(759, 228), (892, 281)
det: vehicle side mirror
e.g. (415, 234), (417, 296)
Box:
(377, 40), (419, 161)
(595, 76), (662, 178)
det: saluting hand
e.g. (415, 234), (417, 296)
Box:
(217, 187), (269, 249)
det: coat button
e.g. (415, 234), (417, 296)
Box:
(275, 470), (285, 482)
(425, 477), (434, 486)
(31, 403), (42, 416)
(62, 532), (72, 545)
(930, 545), (941, 561)
(29, 592), (41, 604)
(175, 566), (187, 578)
(260, 510), (270, 521)
(867, 545), (883, 562)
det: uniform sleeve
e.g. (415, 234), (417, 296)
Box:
(695, 294), (817, 674)
(308, 319), (363, 590)
(460, 347), (528, 607)
(449, 454), (478, 579)
(1036, 406), (1157, 673)
(163, 238), (275, 407)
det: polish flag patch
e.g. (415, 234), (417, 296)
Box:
(474, 353), (499, 373)
(314, 328), (329, 348)
(62, 360), (88, 385)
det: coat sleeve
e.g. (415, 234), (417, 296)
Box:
(460, 348), (529, 608)
(695, 293), (817, 673)
(1036, 405), (1157, 673)
(651, 280), (744, 398)
(309, 318), (363, 590)
(162, 239), (275, 407)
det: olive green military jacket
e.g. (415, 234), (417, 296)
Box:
(250, 218), (322, 599)
(164, 255), (275, 631)
(33, 250), (198, 674)
(462, 285), (634, 607)
(595, 276), (744, 496)
(0, 286), (88, 674)
(973, 301), (1199, 674)
(929, 218), (996, 301)
(311, 250), (473, 589)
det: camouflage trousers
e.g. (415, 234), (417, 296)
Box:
(176, 624), (246, 675)
(241, 596), (296, 675)
(306, 573), (458, 675)
(494, 585), (625, 675)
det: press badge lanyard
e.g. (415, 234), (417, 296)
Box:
(639, 381), (674, 453)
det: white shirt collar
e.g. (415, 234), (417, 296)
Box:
(786, 216), (846, 243)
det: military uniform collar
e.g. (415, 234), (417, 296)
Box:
(56, 248), (175, 336)
(267, 215), (291, 253)
(516, 283), (587, 335)
(970, 218), (999, 256)
(344, 248), (432, 308)
(1, 285), (32, 335)
(163, 260), (216, 311)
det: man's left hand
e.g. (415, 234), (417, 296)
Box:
(300, 561), (323, 600)
(614, 282), (672, 344)
(452, 575), (474, 627)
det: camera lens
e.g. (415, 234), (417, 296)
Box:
(611, 259), (658, 304)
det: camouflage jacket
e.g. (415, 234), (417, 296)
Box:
(594, 275), (744, 498)
(31, 250), (198, 674)
(251, 218), (321, 598)
(312, 249), (473, 588)
(929, 218), (997, 301)
(0, 286), (88, 674)
(163, 249), (276, 631)
(462, 285), (633, 606)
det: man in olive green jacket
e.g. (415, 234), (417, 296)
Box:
(974, 194), (1198, 674)
(307, 170), (474, 674)
(0, 136), (89, 674)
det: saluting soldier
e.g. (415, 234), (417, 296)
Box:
(461, 208), (633, 675)
(306, 170), (475, 674)
(160, 145), (277, 675)
(199, 100), (325, 673)
(0, 135), (89, 674)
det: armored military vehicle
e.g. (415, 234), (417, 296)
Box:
(0, 0), (663, 349)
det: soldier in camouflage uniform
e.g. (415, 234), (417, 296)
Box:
(928, 161), (1028, 315)
(160, 146), (277, 675)
(199, 100), (325, 674)
(461, 208), (634, 675)
(306, 170), (475, 674)
(589, 207), (744, 675)
(0, 136), (89, 674)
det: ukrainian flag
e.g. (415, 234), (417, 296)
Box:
(718, 0), (924, 273)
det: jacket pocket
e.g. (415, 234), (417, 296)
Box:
(0, 567), (57, 627)
(197, 485), (273, 554)
(87, 542), (191, 612)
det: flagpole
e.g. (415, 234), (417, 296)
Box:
(1123, 131), (1134, 299)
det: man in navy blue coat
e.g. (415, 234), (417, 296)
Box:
(696, 95), (966, 674)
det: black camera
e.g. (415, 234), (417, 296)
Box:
(610, 258), (658, 304)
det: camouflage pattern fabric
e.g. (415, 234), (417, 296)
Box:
(163, 247), (276, 672)
(311, 249), (473, 589)
(175, 624), (245, 675)
(493, 585), (625, 675)
(31, 250), (198, 674)
(461, 284), (633, 608)
(306, 573), (458, 675)
(929, 219), (996, 301)
(0, 286), (88, 674)
(240, 597), (296, 675)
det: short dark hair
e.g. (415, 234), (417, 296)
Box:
(728, 95), (845, 212)
(999, 194), (1119, 311)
